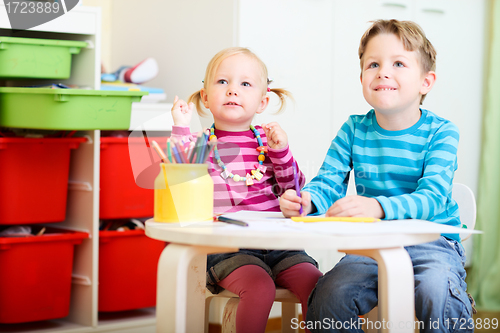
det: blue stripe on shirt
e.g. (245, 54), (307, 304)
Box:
(304, 109), (461, 242)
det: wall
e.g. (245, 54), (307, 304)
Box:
(81, 0), (486, 323)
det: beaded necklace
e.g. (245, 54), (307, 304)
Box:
(210, 124), (267, 186)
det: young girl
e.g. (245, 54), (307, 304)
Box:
(171, 47), (322, 333)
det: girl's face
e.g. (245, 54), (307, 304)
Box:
(201, 54), (269, 131)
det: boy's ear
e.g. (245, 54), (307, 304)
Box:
(420, 71), (436, 95)
(200, 88), (209, 108)
(256, 94), (270, 115)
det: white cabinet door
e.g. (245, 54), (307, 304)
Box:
(331, 0), (484, 195)
(414, 0), (485, 194)
(331, 0), (415, 135)
(238, 0), (335, 182)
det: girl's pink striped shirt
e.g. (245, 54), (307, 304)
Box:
(171, 125), (305, 214)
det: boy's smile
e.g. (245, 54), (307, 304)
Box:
(360, 33), (435, 130)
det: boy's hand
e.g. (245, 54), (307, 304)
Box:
(171, 95), (194, 127)
(261, 122), (288, 149)
(280, 189), (312, 217)
(326, 195), (385, 219)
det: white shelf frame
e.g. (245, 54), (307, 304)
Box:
(0, 4), (157, 333)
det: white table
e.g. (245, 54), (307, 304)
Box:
(145, 212), (476, 333)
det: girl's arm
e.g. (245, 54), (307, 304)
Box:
(260, 123), (306, 196)
(170, 96), (198, 143)
(267, 145), (306, 196)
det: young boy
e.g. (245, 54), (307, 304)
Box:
(280, 19), (474, 332)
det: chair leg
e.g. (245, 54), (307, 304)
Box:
(222, 297), (239, 333)
(363, 307), (379, 333)
(205, 296), (214, 333)
(281, 303), (299, 333)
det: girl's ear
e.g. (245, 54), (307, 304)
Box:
(256, 94), (270, 114)
(420, 71), (436, 95)
(200, 88), (209, 108)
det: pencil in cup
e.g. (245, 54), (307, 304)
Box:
(152, 131), (216, 164)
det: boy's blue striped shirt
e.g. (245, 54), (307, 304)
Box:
(303, 109), (461, 241)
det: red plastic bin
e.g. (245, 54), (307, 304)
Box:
(0, 137), (86, 225)
(99, 137), (166, 219)
(98, 229), (166, 312)
(0, 227), (89, 323)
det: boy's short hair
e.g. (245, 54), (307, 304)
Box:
(358, 19), (437, 104)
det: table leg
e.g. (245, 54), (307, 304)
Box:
(156, 243), (237, 333)
(342, 247), (415, 333)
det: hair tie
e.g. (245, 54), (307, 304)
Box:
(267, 87), (271, 92)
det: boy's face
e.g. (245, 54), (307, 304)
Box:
(360, 33), (435, 120)
(201, 54), (269, 131)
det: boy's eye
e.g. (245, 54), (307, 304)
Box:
(368, 62), (379, 69)
(241, 82), (251, 87)
(217, 79), (228, 84)
(394, 61), (404, 68)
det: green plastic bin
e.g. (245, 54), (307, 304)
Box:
(0, 88), (147, 130)
(0, 37), (87, 79)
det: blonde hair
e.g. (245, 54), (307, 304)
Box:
(358, 19), (436, 104)
(188, 47), (293, 116)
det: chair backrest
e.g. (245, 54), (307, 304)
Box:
(452, 183), (476, 241)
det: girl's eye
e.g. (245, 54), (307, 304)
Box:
(368, 62), (378, 69)
(217, 79), (228, 84)
(394, 61), (404, 68)
(242, 82), (251, 87)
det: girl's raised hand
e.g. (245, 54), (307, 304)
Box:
(171, 95), (194, 127)
(261, 122), (288, 149)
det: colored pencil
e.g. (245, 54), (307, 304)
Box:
(164, 129), (216, 164)
(152, 140), (167, 163)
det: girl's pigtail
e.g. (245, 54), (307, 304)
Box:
(269, 88), (295, 114)
(187, 90), (207, 117)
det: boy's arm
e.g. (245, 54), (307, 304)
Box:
(375, 122), (459, 220)
(302, 119), (354, 215)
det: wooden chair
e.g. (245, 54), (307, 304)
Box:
(205, 287), (300, 333)
(364, 183), (477, 333)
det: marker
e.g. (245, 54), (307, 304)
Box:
(292, 161), (303, 214)
(217, 216), (249, 227)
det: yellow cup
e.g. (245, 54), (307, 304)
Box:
(154, 163), (214, 223)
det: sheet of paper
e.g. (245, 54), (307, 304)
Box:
(219, 211), (481, 236)
(216, 211), (299, 232)
(288, 220), (482, 236)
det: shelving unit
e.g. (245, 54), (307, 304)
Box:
(0, 4), (165, 333)
(129, 102), (174, 132)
